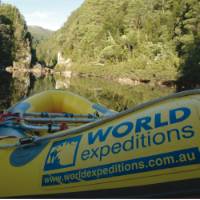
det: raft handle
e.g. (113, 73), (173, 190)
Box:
(19, 136), (36, 146)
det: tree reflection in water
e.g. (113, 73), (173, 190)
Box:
(0, 72), (175, 112)
(0, 71), (12, 111)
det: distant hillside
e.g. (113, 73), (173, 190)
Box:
(36, 0), (200, 88)
(0, 3), (32, 69)
(28, 26), (53, 44)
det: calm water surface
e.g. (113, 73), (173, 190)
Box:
(0, 71), (175, 112)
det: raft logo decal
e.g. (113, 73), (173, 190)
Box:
(44, 135), (82, 171)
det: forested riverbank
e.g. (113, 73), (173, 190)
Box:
(0, 0), (200, 94)
(36, 0), (200, 90)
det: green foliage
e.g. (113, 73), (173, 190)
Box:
(0, 16), (14, 66)
(37, 0), (178, 63)
(0, 3), (31, 68)
(173, 0), (200, 56)
(178, 38), (200, 89)
(28, 26), (54, 65)
(28, 26), (53, 44)
(36, 0), (200, 87)
(36, 31), (59, 66)
(173, 0), (200, 88)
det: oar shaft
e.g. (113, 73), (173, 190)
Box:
(23, 117), (96, 123)
(23, 112), (97, 118)
(20, 123), (60, 131)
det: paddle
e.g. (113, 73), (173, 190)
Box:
(0, 111), (102, 132)
(22, 112), (98, 119)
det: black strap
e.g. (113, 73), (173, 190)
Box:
(41, 112), (49, 117)
(64, 113), (73, 118)
(48, 123), (52, 133)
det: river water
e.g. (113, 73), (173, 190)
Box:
(0, 71), (175, 112)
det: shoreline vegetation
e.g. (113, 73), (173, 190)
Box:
(5, 61), (177, 88)
(72, 62), (177, 88)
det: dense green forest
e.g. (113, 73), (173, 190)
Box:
(0, 3), (32, 68)
(28, 26), (53, 48)
(28, 26), (53, 41)
(36, 0), (200, 89)
(28, 25), (53, 64)
(0, 0), (200, 89)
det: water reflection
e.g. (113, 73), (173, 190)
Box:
(0, 71), (31, 110)
(29, 74), (55, 95)
(69, 77), (175, 111)
(10, 71), (31, 105)
(0, 71), (12, 110)
(54, 73), (70, 89)
(0, 71), (175, 112)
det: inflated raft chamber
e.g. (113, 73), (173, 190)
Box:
(1, 90), (114, 137)
(1, 89), (200, 198)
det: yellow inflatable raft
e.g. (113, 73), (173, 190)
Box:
(0, 89), (200, 198)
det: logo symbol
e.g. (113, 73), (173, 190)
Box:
(44, 135), (82, 171)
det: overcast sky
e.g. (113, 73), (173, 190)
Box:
(2, 0), (84, 30)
